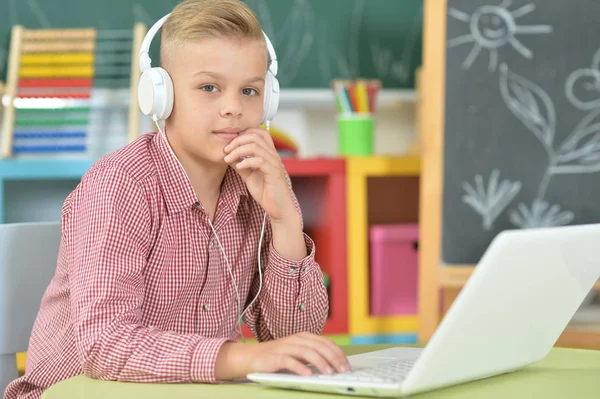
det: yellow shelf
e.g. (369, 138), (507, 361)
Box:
(17, 352), (25, 375)
(347, 155), (420, 177)
(347, 156), (420, 335)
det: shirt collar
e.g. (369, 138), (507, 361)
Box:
(152, 131), (249, 216)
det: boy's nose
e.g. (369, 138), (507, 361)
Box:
(220, 94), (243, 118)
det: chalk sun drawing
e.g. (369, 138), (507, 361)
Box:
(447, 0), (553, 71)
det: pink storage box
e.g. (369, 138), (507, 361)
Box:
(369, 224), (419, 316)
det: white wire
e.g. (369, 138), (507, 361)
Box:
(211, 210), (266, 343)
(239, 211), (266, 320)
(239, 120), (270, 324)
(207, 217), (244, 340)
(153, 117), (266, 343)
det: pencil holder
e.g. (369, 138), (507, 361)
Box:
(337, 114), (374, 156)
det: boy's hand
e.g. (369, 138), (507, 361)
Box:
(215, 332), (351, 380)
(223, 128), (296, 223)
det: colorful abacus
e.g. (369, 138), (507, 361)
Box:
(1, 24), (147, 158)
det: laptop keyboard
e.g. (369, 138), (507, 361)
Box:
(316, 358), (416, 384)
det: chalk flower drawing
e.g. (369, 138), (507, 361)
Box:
(498, 63), (600, 228)
(133, 3), (155, 27)
(26, 0), (50, 28)
(316, 0), (364, 82)
(499, 63), (556, 158)
(509, 199), (574, 228)
(1, 0), (51, 76)
(371, 3), (422, 84)
(247, 0), (315, 85)
(462, 169), (521, 230)
(565, 48), (600, 111)
(447, 0), (552, 71)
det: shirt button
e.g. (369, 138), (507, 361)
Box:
(289, 266), (298, 274)
(202, 303), (210, 311)
(303, 265), (309, 272)
(195, 202), (203, 209)
(298, 303), (306, 311)
(211, 240), (217, 248)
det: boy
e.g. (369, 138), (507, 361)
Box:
(4, 1), (349, 398)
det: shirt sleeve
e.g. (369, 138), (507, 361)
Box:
(242, 172), (329, 341)
(66, 165), (233, 383)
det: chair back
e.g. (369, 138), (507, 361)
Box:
(0, 222), (61, 393)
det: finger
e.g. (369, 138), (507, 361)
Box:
(304, 337), (350, 373)
(303, 334), (349, 364)
(226, 132), (278, 157)
(295, 333), (350, 373)
(234, 156), (278, 176)
(226, 133), (281, 167)
(280, 355), (313, 377)
(244, 127), (276, 149)
(236, 134), (278, 160)
(225, 143), (279, 168)
(284, 344), (334, 375)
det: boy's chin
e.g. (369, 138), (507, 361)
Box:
(186, 148), (229, 167)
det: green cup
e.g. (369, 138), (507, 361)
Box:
(337, 114), (374, 156)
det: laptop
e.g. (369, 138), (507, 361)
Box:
(247, 223), (600, 397)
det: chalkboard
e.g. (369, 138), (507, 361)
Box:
(0, 0), (423, 89)
(442, 0), (600, 264)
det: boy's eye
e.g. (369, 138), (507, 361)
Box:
(201, 85), (218, 93)
(242, 88), (258, 96)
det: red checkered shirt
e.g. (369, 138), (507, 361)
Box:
(4, 131), (328, 399)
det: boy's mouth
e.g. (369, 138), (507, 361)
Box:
(213, 128), (242, 140)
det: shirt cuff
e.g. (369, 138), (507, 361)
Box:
(190, 337), (234, 383)
(267, 233), (316, 280)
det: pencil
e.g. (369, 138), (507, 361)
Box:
(366, 79), (381, 113)
(346, 82), (359, 113)
(331, 80), (352, 114)
(341, 84), (353, 114)
(355, 79), (369, 113)
(331, 80), (342, 113)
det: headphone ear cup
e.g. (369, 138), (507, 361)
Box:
(157, 68), (174, 120)
(138, 67), (174, 121)
(138, 70), (155, 117)
(261, 73), (279, 125)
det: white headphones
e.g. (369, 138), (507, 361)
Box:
(137, 13), (280, 125)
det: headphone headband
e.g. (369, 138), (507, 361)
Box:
(138, 12), (278, 77)
(139, 13), (170, 72)
(137, 11), (280, 125)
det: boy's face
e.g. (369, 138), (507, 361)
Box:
(164, 37), (267, 166)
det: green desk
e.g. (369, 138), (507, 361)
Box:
(42, 345), (600, 398)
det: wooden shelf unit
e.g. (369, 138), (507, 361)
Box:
(347, 156), (421, 341)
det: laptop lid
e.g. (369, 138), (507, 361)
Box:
(403, 224), (600, 395)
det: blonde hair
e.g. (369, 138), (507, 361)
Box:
(160, 0), (265, 67)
